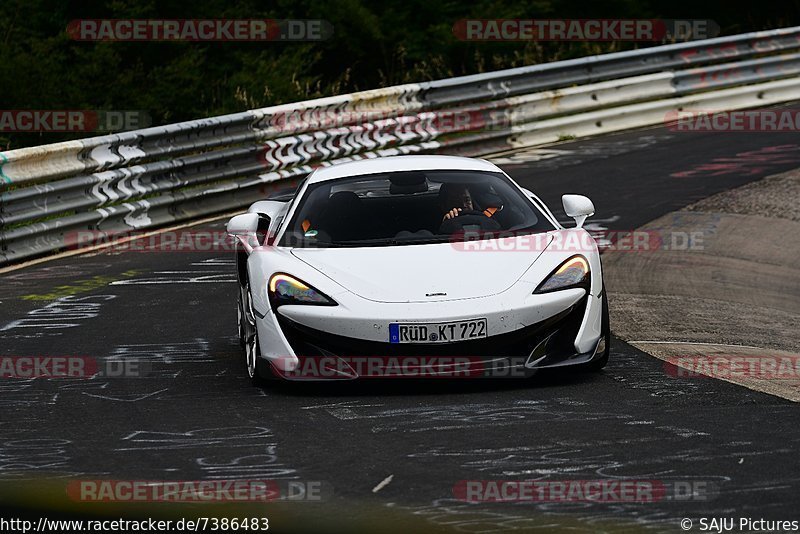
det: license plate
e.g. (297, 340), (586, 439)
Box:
(389, 319), (487, 344)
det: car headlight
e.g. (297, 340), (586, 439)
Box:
(268, 273), (337, 307)
(534, 256), (590, 293)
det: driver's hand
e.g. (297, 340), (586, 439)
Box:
(443, 208), (462, 221)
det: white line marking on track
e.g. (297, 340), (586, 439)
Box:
(372, 474), (394, 493)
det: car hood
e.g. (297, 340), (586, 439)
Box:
(290, 234), (553, 303)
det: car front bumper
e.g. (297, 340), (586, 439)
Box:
(255, 285), (604, 380)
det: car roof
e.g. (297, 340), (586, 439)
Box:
(307, 155), (503, 184)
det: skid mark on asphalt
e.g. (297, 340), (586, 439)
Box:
(386, 498), (663, 533)
(0, 294), (116, 335)
(488, 134), (674, 168)
(604, 349), (710, 398)
(394, 440), (794, 533)
(0, 436), (109, 481)
(670, 144), (800, 179)
(302, 399), (631, 434)
(107, 340), (214, 363)
(81, 388), (168, 403)
(111, 427), (300, 480)
(109, 271), (236, 285)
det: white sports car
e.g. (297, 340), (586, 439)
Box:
(228, 155), (609, 383)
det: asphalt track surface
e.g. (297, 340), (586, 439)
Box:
(1, 103), (800, 533)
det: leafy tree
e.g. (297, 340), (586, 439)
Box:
(0, 0), (797, 149)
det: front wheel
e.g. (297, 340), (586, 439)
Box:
(237, 286), (246, 348)
(242, 281), (270, 386)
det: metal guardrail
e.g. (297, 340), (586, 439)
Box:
(2, 26), (800, 265)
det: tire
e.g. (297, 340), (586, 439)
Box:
(236, 245), (249, 349)
(583, 289), (610, 372)
(242, 281), (270, 386)
(237, 286), (246, 349)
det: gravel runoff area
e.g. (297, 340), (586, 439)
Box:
(684, 167), (800, 222)
(602, 167), (800, 401)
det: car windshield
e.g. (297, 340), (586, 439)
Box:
(279, 169), (555, 247)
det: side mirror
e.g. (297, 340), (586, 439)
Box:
(248, 201), (283, 245)
(227, 213), (260, 252)
(248, 200), (285, 221)
(562, 195), (595, 229)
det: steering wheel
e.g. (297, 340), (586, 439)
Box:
(438, 209), (502, 234)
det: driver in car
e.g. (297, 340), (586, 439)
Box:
(437, 183), (502, 233)
(439, 183), (498, 221)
